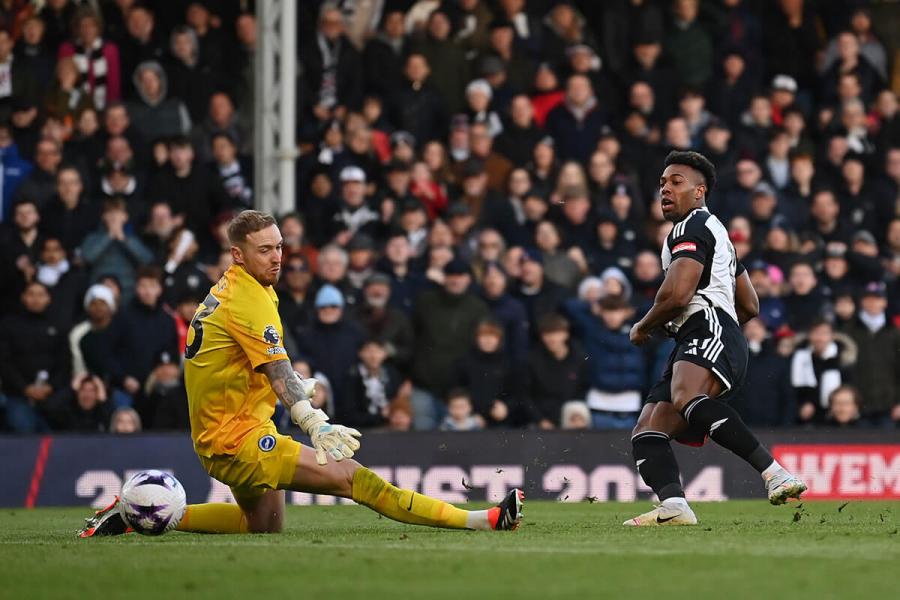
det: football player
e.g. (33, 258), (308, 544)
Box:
(624, 151), (806, 526)
(79, 210), (523, 536)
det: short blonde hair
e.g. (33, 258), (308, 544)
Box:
(110, 407), (142, 433)
(228, 210), (276, 245)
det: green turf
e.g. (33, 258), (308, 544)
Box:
(1, 501), (897, 600)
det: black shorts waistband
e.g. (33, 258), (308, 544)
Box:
(675, 307), (737, 342)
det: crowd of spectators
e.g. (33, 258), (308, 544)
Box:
(1, 0), (899, 435)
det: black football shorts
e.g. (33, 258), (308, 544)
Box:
(647, 306), (749, 405)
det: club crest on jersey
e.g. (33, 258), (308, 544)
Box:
(258, 434), (277, 452)
(672, 242), (696, 254)
(263, 325), (280, 344)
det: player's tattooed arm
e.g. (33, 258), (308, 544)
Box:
(260, 360), (309, 409)
(261, 359), (361, 465)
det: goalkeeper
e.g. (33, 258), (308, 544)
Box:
(79, 211), (522, 537)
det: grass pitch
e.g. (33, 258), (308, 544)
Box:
(1, 501), (897, 600)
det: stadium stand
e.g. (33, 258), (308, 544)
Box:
(0, 0), (899, 434)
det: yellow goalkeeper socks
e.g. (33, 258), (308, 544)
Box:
(176, 503), (248, 534)
(351, 467), (493, 530)
(175, 472), (496, 533)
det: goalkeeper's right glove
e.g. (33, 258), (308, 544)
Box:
(290, 398), (362, 466)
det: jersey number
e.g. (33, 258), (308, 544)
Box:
(184, 293), (220, 360)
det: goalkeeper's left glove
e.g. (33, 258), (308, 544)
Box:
(290, 396), (362, 466)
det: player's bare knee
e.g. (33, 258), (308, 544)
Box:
(631, 421), (650, 437)
(671, 392), (691, 413)
(631, 406), (654, 437)
(669, 380), (694, 412)
(672, 384), (715, 413)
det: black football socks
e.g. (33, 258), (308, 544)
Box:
(631, 430), (685, 501)
(681, 395), (773, 473)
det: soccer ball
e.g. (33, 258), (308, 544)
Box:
(119, 470), (187, 535)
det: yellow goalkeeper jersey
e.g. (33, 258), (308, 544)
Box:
(184, 264), (288, 457)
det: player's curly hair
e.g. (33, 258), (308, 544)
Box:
(228, 210), (277, 245)
(664, 150), (717, 195)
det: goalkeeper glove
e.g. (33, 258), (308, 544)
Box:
(289, 377), (361, 465)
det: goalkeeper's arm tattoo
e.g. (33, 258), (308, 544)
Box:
(260, 360), (305, 409)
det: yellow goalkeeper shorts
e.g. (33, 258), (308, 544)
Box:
(199, 422), (301, 496)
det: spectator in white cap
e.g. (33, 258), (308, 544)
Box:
(69, 283), (118, 380)
(560, 400), (591, 429)
(333, 165), (380, 244)
(83, 282), (116, 312)
(339, 165), (366, 184)
(465, 78), (492, 101)
(465, 78), (503, 138)
(769, 74), (797, 123)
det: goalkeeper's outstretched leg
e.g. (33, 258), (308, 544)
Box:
(197, 444), (523, 533)
(277, 444), (524, 531)
(80, 444), (523, 537)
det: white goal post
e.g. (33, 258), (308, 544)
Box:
(254, 0), (297, 218)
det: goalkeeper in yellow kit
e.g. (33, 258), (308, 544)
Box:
(79, 210), (523, 536)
